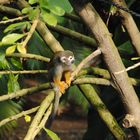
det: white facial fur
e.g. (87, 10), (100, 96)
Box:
(60, 56), (75, 65)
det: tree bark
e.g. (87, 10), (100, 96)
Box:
(69, 1), (140, 137)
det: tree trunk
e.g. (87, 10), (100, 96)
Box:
(69, 1), (140, 137)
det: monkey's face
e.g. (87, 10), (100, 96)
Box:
(60, 55), (75, 66)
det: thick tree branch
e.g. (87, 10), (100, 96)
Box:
(47, 24), (97, 47)
(79, 84), (126, 140)
(113, 0), (140, 56)
(69, 1), (140, 136)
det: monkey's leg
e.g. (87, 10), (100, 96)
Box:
(64, 71), (71, 86)
(53, 77), (67, 93)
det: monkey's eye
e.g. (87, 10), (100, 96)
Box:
(69, 56), (73, 60)
(60, 56), (66, 63)
(68, 56), (75, 63)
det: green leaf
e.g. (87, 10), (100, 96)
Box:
(28, 8), (40, 20)
(29, 0), (38, 4)
(17, 44), (27, 54)
(41, 10), (57, 26)
(47, 5), (65, 16)
(4, 22), (29, 33)
(2, 16), (9, 20)
(11, 58), (23, 69)
(6, 45), (16, 55)
(43, 127), (61, 140)
(118, 41), (134, 55)
(8, 74), (20, 93)
(22, 7), (33, 14)
(2, 33), (25, 44)
(0, 52), (9, 69)
(48, 0), (73, 13)
(39, 0), (48, 8)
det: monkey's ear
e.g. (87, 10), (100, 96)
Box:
(60, 56), (66, 63)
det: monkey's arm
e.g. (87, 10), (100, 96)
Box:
(53, 66), (67, 93)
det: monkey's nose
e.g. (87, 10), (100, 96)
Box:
(71, 59), (75, 63)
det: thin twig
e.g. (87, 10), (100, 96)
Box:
(21, 18), (39, 49)
(0, 83), (51, 102)
(115, 61), (140, 74)
(0, 106), (39, 127)
(71, 49), (101, 80)
(6, 53), (50, 62)
(0, 16), (28, 24)
(0, 70), (48, 75)
(31, 104), (53, 139)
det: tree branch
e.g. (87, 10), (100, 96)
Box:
(113, 0), (140, 56)
(0, 16), (28, 24)
(78, 67), (140, 86)
(0, 5), (21, 16)
(70, 0), (140, 136)
(47, 24), (97, 47)
(0, 70), (48, 75)
(79, 84), (126, 139)
(0, 83), (51, 102)
(73, 77), (111, 86)
(21, 18), (39, 49)
(115, 61), (140, 74)
(71, 49), (101, 80)
(6, 53), (50, 62)
(24, 90), (54, 140)
(0, 106), (39, 127)
(31, 104), (53, 139)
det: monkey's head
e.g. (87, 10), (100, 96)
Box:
(53, 50), (75, 66)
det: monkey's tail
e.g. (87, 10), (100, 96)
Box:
(46, 90), (60, 128)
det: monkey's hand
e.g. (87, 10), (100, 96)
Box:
(53, 77), (68, 93)
(58, 81), (68, 93)
(64, 71), (71, 86)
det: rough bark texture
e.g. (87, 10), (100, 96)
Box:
(69, 1), (140, 137)
(113, 0), (140, 56)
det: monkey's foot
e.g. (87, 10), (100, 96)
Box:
(58, 81), (68, 94)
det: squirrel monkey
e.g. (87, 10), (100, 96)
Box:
(47, 50), (75, 127)
(51, 50), (75, 93)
